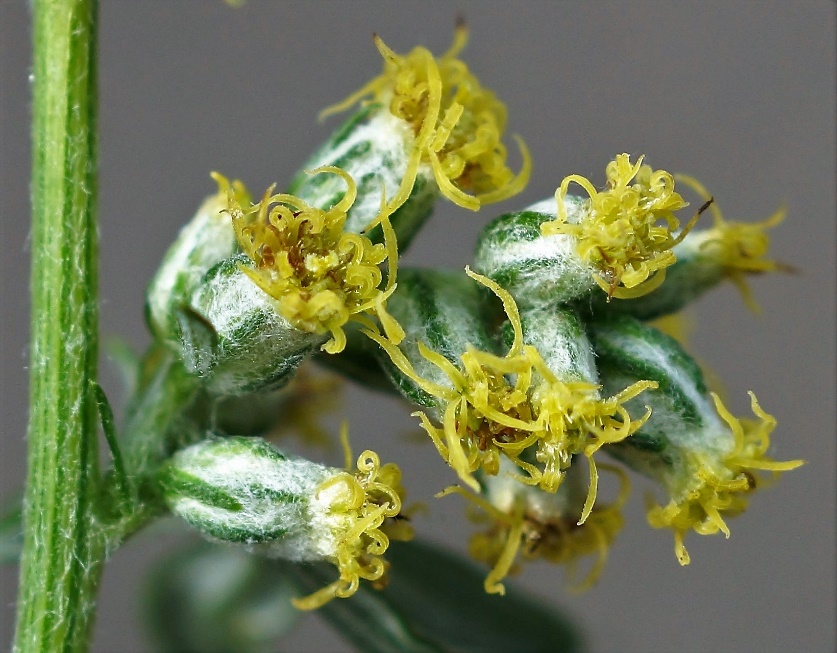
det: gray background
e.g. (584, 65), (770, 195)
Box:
(1, 1), (835, 652)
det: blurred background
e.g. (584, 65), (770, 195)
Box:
(1, 2), (835, 651)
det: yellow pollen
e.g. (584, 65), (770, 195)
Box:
(676, 173), (789, 312)
(320, 25), (530, 213)
(541, 154), (705, 299)
(292, 437), (412, 610)
(228, 166), (402, 354)
(365, 267), (656, 504)
(647, 391), (804, 565)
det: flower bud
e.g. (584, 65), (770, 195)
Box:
(589, 316), (803, 564)
(176, 254), (324, 396)
(159, 435), (411, 609)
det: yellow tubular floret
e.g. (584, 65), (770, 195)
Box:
(367, 268), (656, 501)
(445, 463), (629, 595)
(676, 173), (789, 312)
(321, 25), (530, 213)
(542, 154), (706, 299)
(292, 446), (412, 610)
(647, 392), (804, 565)
(228, 166), (402, 354)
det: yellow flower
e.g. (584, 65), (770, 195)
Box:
(542, 154), (706, 299)
(676, 173), (789, 312)
(321, 24), (530, 213)
(647, 392), (804, 565)
(440, 463), (629, 595)
(293, 439), (412, 610)
(366, 267), (654, 522)
(228, 166), (403, 354)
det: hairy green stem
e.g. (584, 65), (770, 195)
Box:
(14, 1), (101, 652)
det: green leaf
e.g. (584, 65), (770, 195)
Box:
(382, 539), (582, 653)
(143, 541), (300, 653)
(285, 539), (581, 653)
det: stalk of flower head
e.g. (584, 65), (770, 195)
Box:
(365, 266), (654, 504)
(474, 154), (707, 308)
(288, 24), (530, 249)
(172, 167), (404, 396)
(588, 316), (804, 565)
(158, 434), (412, 610)
(584, 174), (789, 320)
(439, 457), (628, 596)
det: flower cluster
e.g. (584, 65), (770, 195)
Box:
(147, 26), (801, 610)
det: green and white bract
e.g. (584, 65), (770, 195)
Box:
(176, 254), (324, 396)
(288, 106), (437, 250)
(474, 198), (594, 309)
(145, 174), (248, 347)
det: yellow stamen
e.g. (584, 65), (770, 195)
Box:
(647, 391), (803, 565)
(228, 166), (401, 353)
(542, 154), (703, 299)
(210, 171), (251, 207)
(321, 26), (530, 213)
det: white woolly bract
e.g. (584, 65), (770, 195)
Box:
(147, 193), (239, 342)
(167, 439), (348, 561)
(519, 307), (598, 385)
(301, 110), (434, 234)
(477, 196), (595, 306)
(182, 260), (325, 394)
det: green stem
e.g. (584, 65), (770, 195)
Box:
(14, 1), (101, 652)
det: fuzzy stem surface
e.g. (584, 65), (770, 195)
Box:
(14, 1), (102, 651)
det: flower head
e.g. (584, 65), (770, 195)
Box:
(676, 173), (788, 312)
(441, 461), (628, 595)
(159, 433), (410, 611)
(228, 166), (403, 354)
(292, 444), (412, 610)
(541, 154), (704, 299)
(366, 268), (654, 520)
(321, 25), (530, 213)
(647, 392), (804, 565)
